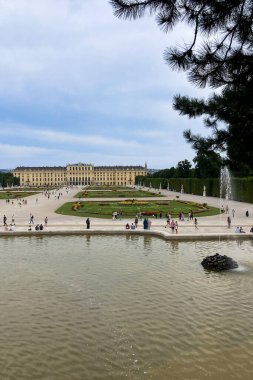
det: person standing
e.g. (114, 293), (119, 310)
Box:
(170, 219), (176, 232)
(194, 218), (198, 229)
(3, 215), (7, 226)
(227, 216), (231, 228)
(246, 210), (249, 217)
(232, 209), (235, 218)
(134, 216), (138, 229)
(86, 218), (90, 229)
(44, 216), (48, 226)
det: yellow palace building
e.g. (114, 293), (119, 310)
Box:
(13, 163), (147, 187)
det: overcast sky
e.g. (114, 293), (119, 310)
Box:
(0, 0), (212, 169)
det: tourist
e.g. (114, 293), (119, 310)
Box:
(39, 224), (44, 231)
(170, 219), (176, 232)
(35, 224), (40, 231)
(134, 216), (138, 228)
(143, 218), (148, 230)
(235, 226), (240, 233)
(9, 224), (15, 231)
(165, 217), (170, 228)
(3, 215), (7, 226)
(28, 224), (32, 231)
(130, 223), (135, 230)
(221, 205), (224, 213)
(44, 216), (48, 225)
(125, 223), (130, 229)
(239, 227), (245, 233)
(227, 216), (231, 229)
(250, 227), (253, 233)
(86, 218), (90, 229)
(175, 221), (178, 233)
(232, 208), (235, 218)
(11, 215), (15, 225)
(246, 210), (249, 217)
(194, 218), (198, 229)
(147, 219), (152, 230)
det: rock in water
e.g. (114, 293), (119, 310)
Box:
(201, 253), (238, 271)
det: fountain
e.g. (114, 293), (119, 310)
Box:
(220, 166), (232, 213)
(201, 253), (238, 271)
(202, 166), (236, 271)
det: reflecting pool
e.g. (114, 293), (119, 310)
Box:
(1, 235), (253, 380)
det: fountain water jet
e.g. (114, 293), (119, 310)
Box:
(220, 166), (232, 214)
(201, 166), (237, 271)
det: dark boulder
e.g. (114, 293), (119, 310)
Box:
(201, 253), (238, 271)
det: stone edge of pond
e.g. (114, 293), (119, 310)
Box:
(0, 230), (253, 241)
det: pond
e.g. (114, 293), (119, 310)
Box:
(1, 235), (253, 380)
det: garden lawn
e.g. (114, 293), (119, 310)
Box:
(0, 191), (39, 199)
(56, 200), (220, 219)
(74, 189), (161, 198)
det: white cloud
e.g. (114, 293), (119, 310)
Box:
(0, 0), (211, 169)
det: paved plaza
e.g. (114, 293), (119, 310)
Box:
(1, 186), (253, 238)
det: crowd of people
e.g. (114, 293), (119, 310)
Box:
(1, 187), (253, 234)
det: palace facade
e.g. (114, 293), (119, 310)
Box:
(12, 163), (147, 187)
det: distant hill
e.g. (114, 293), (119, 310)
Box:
(147, 169), (161, 175)
(0, 169), (11, 173)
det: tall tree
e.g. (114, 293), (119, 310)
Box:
(193, 152), (223, 178)
(110, 0), (253, 168)
(175, 159), (192, 178)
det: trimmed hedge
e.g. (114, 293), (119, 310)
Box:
(136, 177), (253, 203)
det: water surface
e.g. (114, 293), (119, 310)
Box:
(1, 235), (253, 380)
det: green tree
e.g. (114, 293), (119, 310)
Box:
(193, 152), (223, 178)
(110, 0), (253, 168)
(175, 81), (253, 171)
(0, 172), (20, 187)
(174, 159), (192, 178)
(152, 167), (176, 178)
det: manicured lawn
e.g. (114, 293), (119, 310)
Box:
(56, 199), (220, 219)
(0, 191), (39, 199)
(74, 188), (161, 198)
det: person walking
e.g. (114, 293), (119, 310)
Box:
(194, 218), (198, 229)
(44, 216), (48, 226)
(227, 216), (231, 229)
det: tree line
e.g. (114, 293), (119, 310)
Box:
(0, 171), (20, 187)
